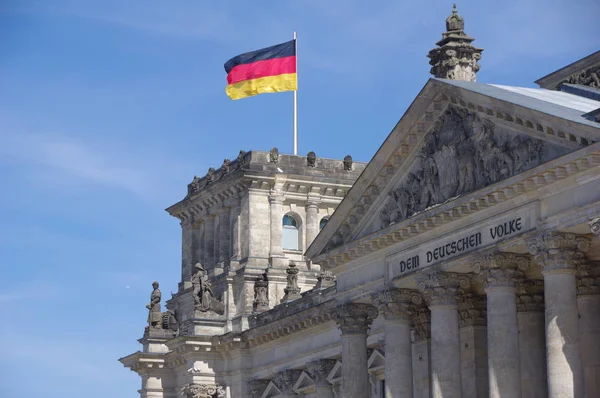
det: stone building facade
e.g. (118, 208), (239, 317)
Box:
(121, 7), (600, 398)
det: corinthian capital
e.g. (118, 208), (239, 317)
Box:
(305, 359), (337, 386)
(527, 232), (590, 273)
(416, 271), (471, 306)
(473, 252), (530, 288)
(331, 303), (378, 335)
(371, 288), (422, 322)
(590, 217), (600, 237)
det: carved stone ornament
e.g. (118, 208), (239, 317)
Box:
(577, 262), (600, 296)
(305, 359), (337, 385)
(146, 281), (162, 329)
(416, 271), (471, 307)
(457, 292), (486, 328)
(191, 263), (225, 315)
(331, 303), (378, 335)
(527, 232), (591, 273)
(253, 272), (269, 312)
(371, 288), (422, 322)
(316, 270), (336, 289)
(273, 369), (303, 394)
(565, 65), (600, 88)
(307, 151), (317, 167)
(516, 280), (544, 312)
(188, 175), (203, 195)
(380, 106), (559, 228)
(247, 380), (270, 398)
(281, 262), (302, 303)
(412, 307), (431, 341)
(590, 216), (600, 237)
(269, 147), (280, 163)
(221, 158), (231, 174)
(237, 150), (247, 167)
(180, 383), (225, 398)
(343, 155), (353, 171)
(472, 252), (530, 288)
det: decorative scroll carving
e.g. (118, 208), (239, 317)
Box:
(577, 262), (600, 296)
(306, 359), (337, 385)
(253, 272), (269, 313)
(332, 303), (378, 335)
(457, 292), (486, 328)
(191, 263), (224, 315)
(590, 217), (600, 237)
(247, 380), (270, 398)
(371, 288), (422, 322)
(307, 151), (317, 167)
(527, 232), (591, 272)
(416, 271), (471, 307)
(516, 280), (544, 312)
(146, 281), (162, 329)
(180, 383), (225, 398)
(343, 155), (353, 171)
(273, 369), (303, 394)
(316, 270), (336, 289)
(281, 262), (302, 303)
(380, 106), (552, 228)
(472, 252), (530, 288)
(565, 65), (600, 88)
(269, 147), (280, 163)
(412, 307), (431, 341)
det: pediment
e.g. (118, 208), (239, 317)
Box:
(367, 348), (385, 371)
(261, 382), (282, 398)
(307, 78), (600, 261)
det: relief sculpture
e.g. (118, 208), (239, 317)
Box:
(380, 106), (558, 228)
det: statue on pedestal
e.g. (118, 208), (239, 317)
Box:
(191, 263), (224, 315)
(146, 281), (162, 329)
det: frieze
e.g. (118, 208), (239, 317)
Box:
(380, 106), (561, 229)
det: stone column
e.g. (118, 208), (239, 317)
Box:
(203, 215), (215, 269)
(528, 232), (591, 398)
(372, 289), (418, 398)
(305, 197), (321, 246)
(457, 292), (488, 398)
(229, 202), (241, 267)
(474, 252), (529, 398)
(269, 193), (286, 267)
(411, 307), (431, 398)
(516, 279), (547, 398)
(577, 261), (600, 398)
(417, 271), (470, 398)
(273, 369), (302, 398)
(332, 303), (378, 398)
(218, 209), (230, 269)
(306, 359), (337, 398)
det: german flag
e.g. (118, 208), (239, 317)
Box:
(224, 40), (297, 100)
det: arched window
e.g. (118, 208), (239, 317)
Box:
(319, 217), (329, 230)
(282, 214), (300, 250)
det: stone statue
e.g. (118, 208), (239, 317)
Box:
(281, 262), (301, 303)
(379, 105), (565, 228)
(269, 147), (279, 163)
(253, 272), (269, 312)
(343, 155), (353, 171)
(566, 66), (600, 88)
(206, 167), (215, 183)
(306, 151), (317, 167)
(191, 263), (224, 315)
(221, 159), (230, 174)
(146, 281), (162, 329)
(189, 176), (201, 195)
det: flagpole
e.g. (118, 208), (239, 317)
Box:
(293, 31), (298, 155)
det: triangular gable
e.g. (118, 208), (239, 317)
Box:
(326, 360), (343, 384)
(306, 78), (600, 263)
(293, 371), (315, 394)
(261, 382), (282, 398)
(367, 348), (385, 373)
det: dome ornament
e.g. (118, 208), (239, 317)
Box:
(446, 4), (465, 33)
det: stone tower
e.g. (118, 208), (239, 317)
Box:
(428, 4), (484, 82)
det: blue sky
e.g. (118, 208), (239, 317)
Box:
(0, 1), (598, 397)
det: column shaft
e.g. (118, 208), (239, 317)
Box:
(518, 311), (547, 398)
(305, 201), (319, 246)
(486, 287), (521, 398)
(430, 305), (462, 398)
(384, 320), (413, 397)
(269, 195), (284, 257)
(579, 295), (600, 398)
(545, 272), (583, 397)
(341, 334), (369, 398)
